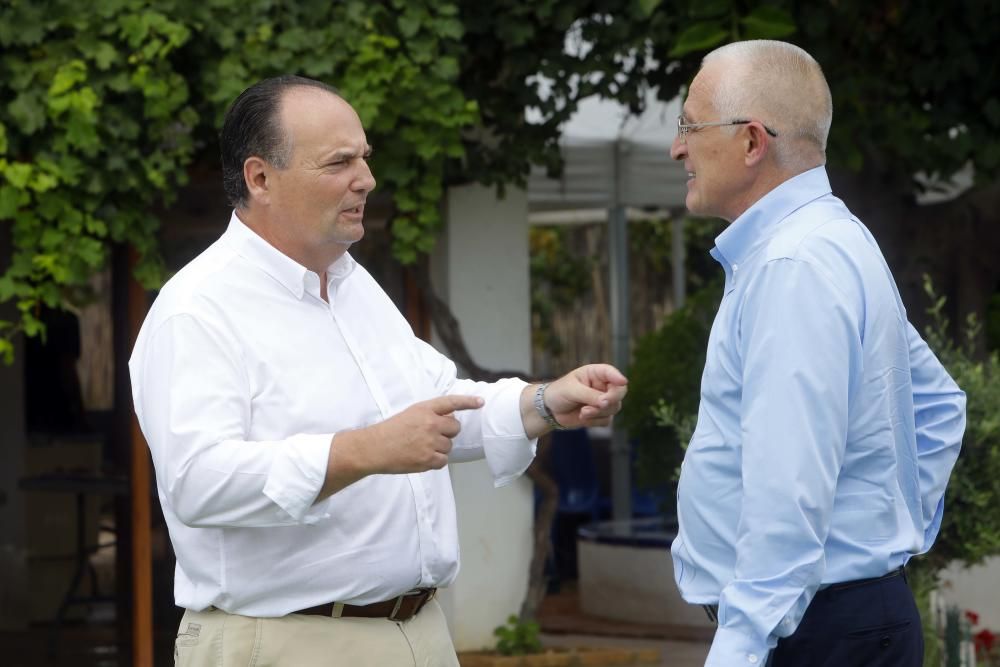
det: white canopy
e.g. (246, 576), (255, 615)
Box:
(528, 90), (688, 214)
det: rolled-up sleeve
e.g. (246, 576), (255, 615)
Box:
(409, 338), (536, 486)
(131, 314), (332, 527)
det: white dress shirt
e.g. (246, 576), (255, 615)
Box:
(129, 213), (536, 616)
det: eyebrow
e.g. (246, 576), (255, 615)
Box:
(323, 146), (373, 162)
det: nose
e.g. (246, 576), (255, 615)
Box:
(670, 134), (687, 161)
(353, 159), (377, 193)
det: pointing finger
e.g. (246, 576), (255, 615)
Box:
(427, 394), (485, 416)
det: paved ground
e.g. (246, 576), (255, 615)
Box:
(536, 585), (712, 666)
(541, 632), (710, 667)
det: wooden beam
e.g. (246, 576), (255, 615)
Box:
(127, 246), (153, 667)
(403, 264), (431, 341)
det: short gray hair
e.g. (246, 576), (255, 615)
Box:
(702, 40), (832, 168)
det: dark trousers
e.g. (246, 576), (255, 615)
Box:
(765, 569), (923, 667)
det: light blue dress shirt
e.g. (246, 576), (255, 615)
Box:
(671, 167), (966, 666)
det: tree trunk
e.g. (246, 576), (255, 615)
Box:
(519, 435), (557, 621)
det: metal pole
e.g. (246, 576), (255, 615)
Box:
(609, 141), (631, 522)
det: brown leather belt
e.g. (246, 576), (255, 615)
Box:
(291, 588), (436, 622)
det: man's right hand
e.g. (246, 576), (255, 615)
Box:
(368, 395), (485, 473)
(319, 395), (484, 498)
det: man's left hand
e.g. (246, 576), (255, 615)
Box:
(528, 364), (628, 436)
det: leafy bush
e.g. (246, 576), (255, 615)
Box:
(914, 276), (1000, 573)
(493, 614), (542, 656)
(909, 277), (1000, 665)
(624, 279), (720, 504)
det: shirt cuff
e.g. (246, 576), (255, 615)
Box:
(705, 625), (771, 667)
(480, 378), (537, 487)
(262, 433), (333, 524)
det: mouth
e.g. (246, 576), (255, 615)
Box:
(686, 171), (696, 186)
(341, 204), (365, 221)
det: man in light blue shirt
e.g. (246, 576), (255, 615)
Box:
(668, 40), (966, 667)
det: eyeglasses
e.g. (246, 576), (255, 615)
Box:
(677, 115), (778, 142)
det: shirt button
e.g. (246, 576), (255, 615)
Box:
(747, 654), (758, 664)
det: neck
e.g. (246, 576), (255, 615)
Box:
(726, 165), (811, 222)
(237, 208), (349, 275)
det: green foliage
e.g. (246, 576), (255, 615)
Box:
(788, 0), (1000, 185)
(4, 0), (998, 363)
(492, 614), (542, 656)
(529, 226), (591, 357)
(912, 277), (1000, 575)
(0, 0), (728, 357)
(622, 217), (723, 497)
(0, 1), (191, 353)
(667, 5), (796, 57)
(0, 0), (481, 353)
(625, 279), (720, 496)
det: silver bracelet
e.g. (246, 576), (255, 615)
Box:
(533, 382), (567, 430)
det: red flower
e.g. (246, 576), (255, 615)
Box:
(974, 629), (996, 656)
(966, 610), (981, 626)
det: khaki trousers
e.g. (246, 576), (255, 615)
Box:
(173, 599), (461, 667)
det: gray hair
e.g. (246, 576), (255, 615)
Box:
(702, 40), (832, 169)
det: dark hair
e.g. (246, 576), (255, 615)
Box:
(220, 75), (341, 209)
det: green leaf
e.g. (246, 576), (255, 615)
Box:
(0, 186), (20, 219)
(8, 92), (46, 135)
(638, 0), (662, 18)
(2, 163), (34, 189)
(432, 56), (459, 81)
(0, 338), (13, 366)
(435, 17), (463, 40)
(49, 60), (88, 96)
(90, 41), (121, 70)
(668, 22), (729, 58)
(398, 13), (422, 38)
(740, 6), (797, 40)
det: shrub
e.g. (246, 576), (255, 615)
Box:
(910, 278), (1000, 665)
(912, 276), (1000, 574)
(493, 614), (542, 656)
(624, 279), (720, 505)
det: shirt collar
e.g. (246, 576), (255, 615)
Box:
(712, 166), (833, 271)
(222, 211), (357, 299)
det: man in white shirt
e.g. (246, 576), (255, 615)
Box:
(129, 75), (628, 667)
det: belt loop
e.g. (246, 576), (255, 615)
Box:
(331, 602), (345, 618)
(703, 604), (719, 624)
(388, 595), (404, 621)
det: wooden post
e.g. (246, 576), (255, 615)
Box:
(403, 264), (431, 341)
(127, 246), (153, 667)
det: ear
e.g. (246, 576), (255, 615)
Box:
(743, 122), (770, 167)
(244, 156), (271, 205)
